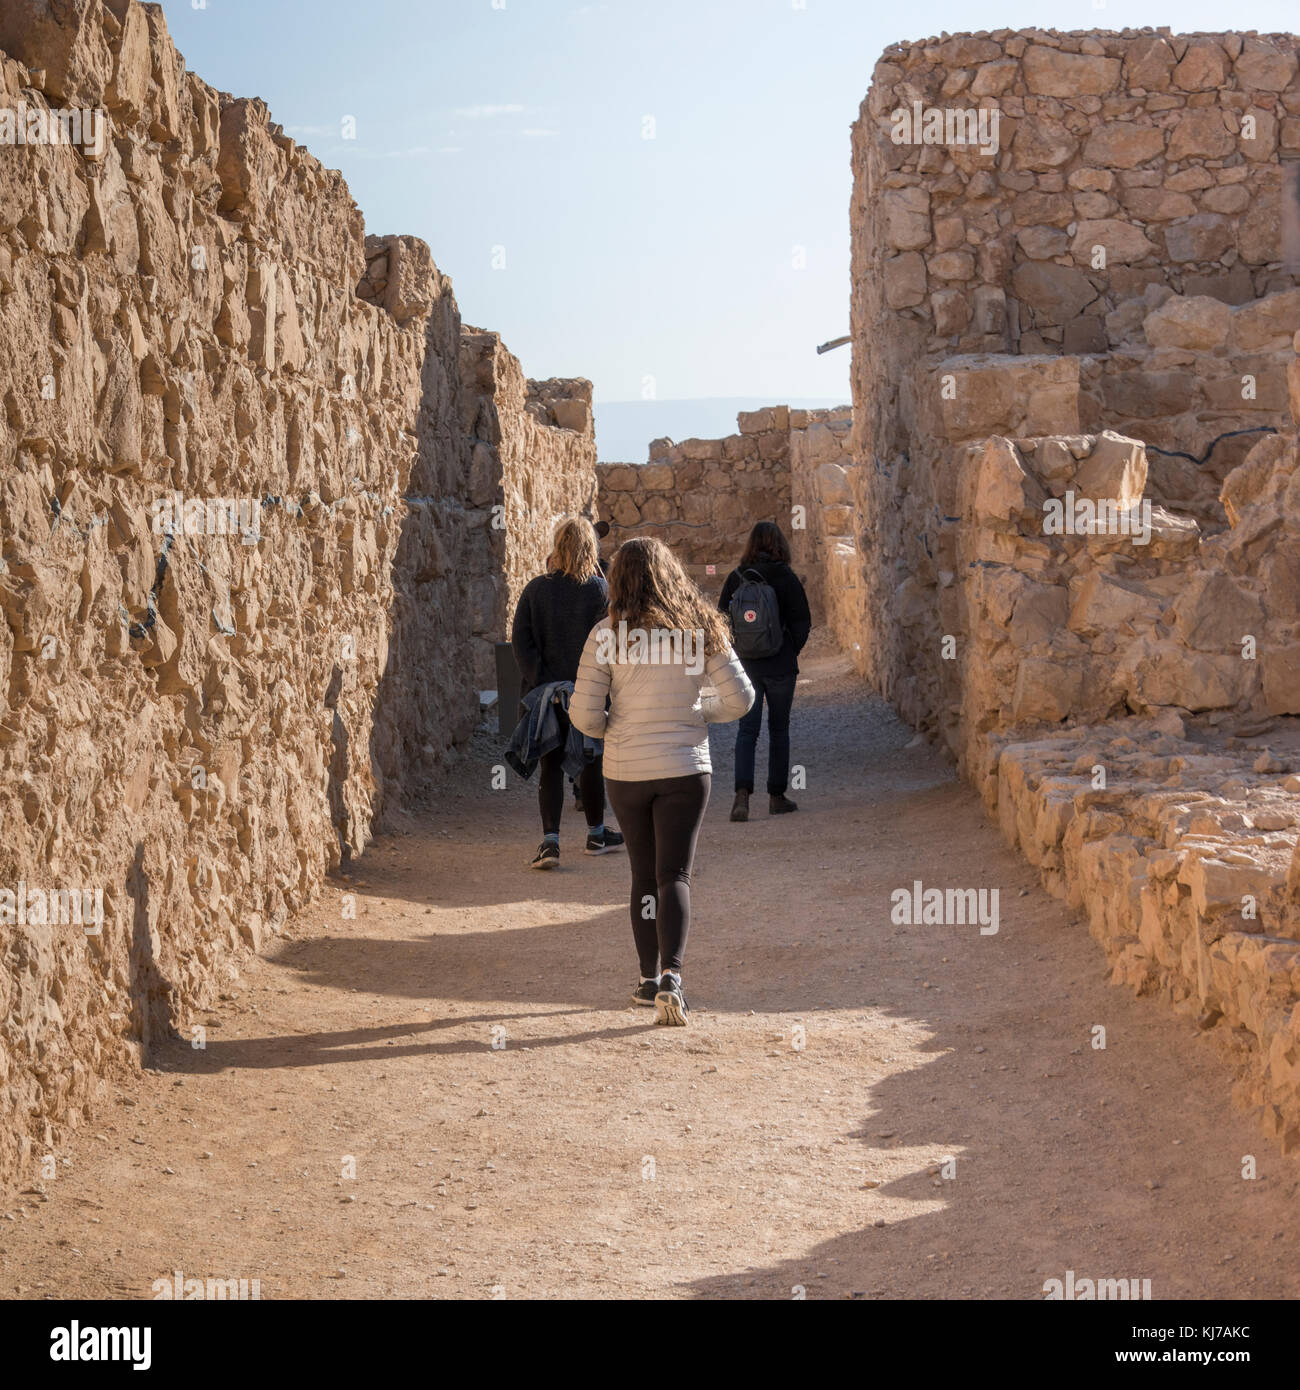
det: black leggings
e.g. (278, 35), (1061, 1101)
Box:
(539, 710), (605, 834)
(605, 773), (711, 977)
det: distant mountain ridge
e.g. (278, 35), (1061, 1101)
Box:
(593, 396), (848, 464)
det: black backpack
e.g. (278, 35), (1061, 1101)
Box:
(728, 568), (784, 660)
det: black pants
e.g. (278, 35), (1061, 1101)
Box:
(538, 709), (605, 834)
(605, 773), (711, 977)
(735, 670), (796, 795)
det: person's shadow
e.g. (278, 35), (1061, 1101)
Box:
(156, 1012), (656, 1074)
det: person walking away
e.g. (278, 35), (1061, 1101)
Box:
(718, 521), (811, 822)
(511, 517), (623, 868)
(570, 537), (754, 1026)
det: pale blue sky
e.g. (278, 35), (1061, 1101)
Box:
(162, 0), (1297, 411)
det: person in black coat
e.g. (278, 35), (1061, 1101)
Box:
(511, 517), (623, 868)
(718, 521), (812, 822)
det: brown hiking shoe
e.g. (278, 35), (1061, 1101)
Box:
(769, 794), (798, 814)
(730, 789), (750, 822)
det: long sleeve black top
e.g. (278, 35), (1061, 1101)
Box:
(511, 571), (609, 695)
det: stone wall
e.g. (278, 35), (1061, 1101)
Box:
(852, 29), (1300, 595)
(1100, 287), (1299, 518)
(361, 235), (482, 819)
(857, 27), (1300, 414)
(595, 405), (799, 593)
(826, 28), (1300, 1144)
(460, 329), (597, 685)
(849, 28), (1300, 712)
(787, 406), (861, 644)
(853, 285), (1296, 755)
(0, 1), (596, 1185)
(957, 419), (1300, 794)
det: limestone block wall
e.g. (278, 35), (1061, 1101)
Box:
(844, 291), (1299, 770)
(847, 335), (1297, 756)
(460, 328), (597, 686)
(1097, 287), (1299, 515)
(849, 29), (1300, 717)
(850, 30), (1300, 675)
(855, 25), (1300, 469)
(0, 1), (593, 1186)
(956, 424), (1300, 801)
(595, 405), (796, 592)
(852, 352), (1085, 721)
(865, 291), (1294, 539)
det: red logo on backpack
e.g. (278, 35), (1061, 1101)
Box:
(743, 609), (756, 623)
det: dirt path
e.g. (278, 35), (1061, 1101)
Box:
(3, 636), (1297, 1300)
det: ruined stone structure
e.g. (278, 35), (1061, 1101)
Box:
(8, 1), (1300, 1189)
(820, 27), (1300, 1145)
(0, 1), (598, 1183)
(595, 406), (848, 594)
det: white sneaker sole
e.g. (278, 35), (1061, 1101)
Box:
(654, 989), (688, 1027)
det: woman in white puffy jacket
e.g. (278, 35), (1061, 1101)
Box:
(570, 537), (754, 1026)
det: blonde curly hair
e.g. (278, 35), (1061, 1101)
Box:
(547, 516), (601, 583)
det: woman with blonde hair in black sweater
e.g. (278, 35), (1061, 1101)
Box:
(511, 516), (623, 869)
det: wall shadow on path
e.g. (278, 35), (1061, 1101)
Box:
(673, 914), (1300, 1301)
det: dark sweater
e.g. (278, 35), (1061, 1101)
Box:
(718, 560), (812, 678)
(511, 571), (609, 695)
